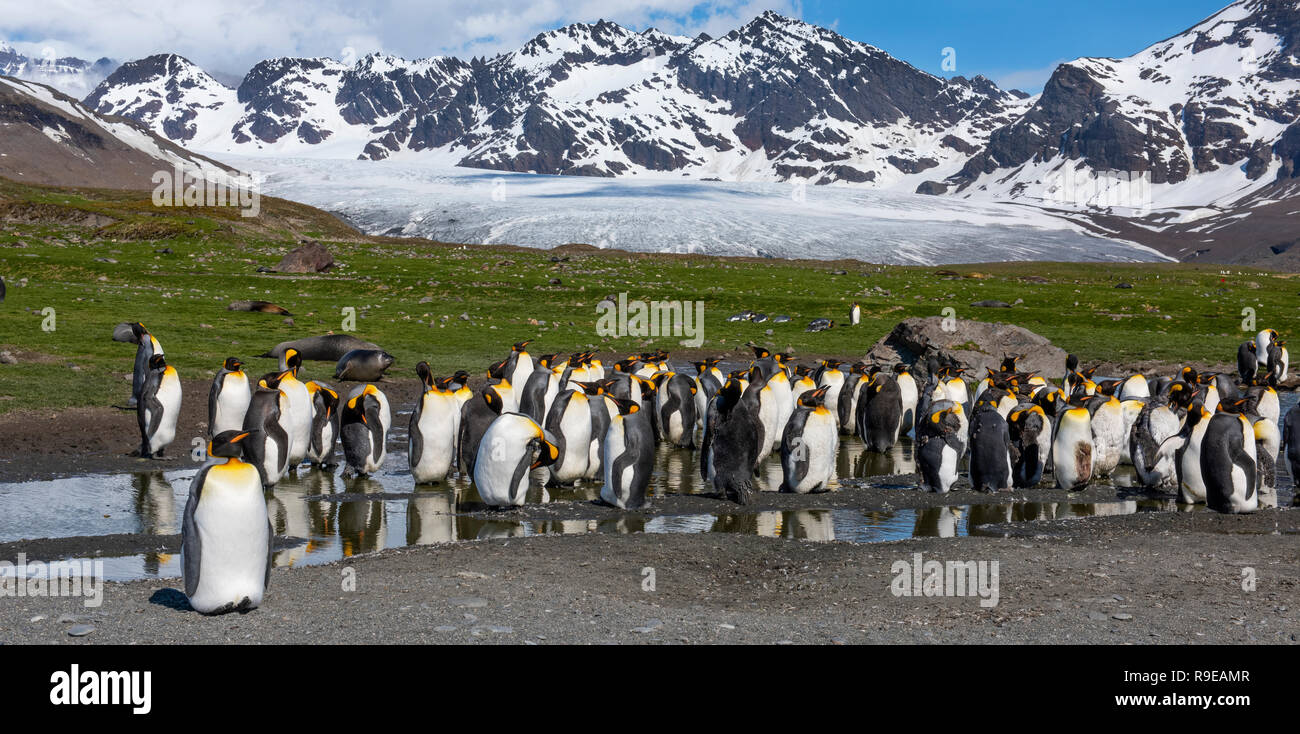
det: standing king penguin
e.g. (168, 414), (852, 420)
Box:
(409, 363), (461, 484)
(340, 384), (390, 477)
(182, 430), (272, 614)
(208, 357), (250, 436)
(138, 353), (182, 459)
(599, 398), (655, 509)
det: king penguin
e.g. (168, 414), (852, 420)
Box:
(543, 384), (592, 486)
(305, 380), (340, 469)
(654, 372), (698, 449)
(917, 405), (963, 493)
(599, 398), (655, 509)
(340, 384), (390, 477)
(137, 353), (182, 459)
(780, 387), (838, 493)
(208, 357), (250, 437)
(1200, 410), (1258, 514)
(242, 375), (291, 486)
(276, 348), (314, 471)
(473, 412), (558, 508)
(182, 430), (272, 615)
(1007, 404), (1051, 488)
(858, 370), (903, 453)
(505, 340), (535, 407)
(893, 363), (919, 436)
(968, 400), (1012, 492)
(701, 378), (762, 504)
(129, 322), (163, 409)
(1051, 406), (1094, 490)
(409, 362), (462, 484)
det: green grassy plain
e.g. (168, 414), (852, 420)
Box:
(1, 178), (1296, 414)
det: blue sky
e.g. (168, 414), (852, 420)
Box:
(798, 0), (1234, 92)
(2, 0), (1236, 93)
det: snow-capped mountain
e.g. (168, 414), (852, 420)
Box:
(0, 41), (117, 98)
(83, 12), (1029, 187)
(0, 74), (237, 190)
(937, 0), (1300, 210)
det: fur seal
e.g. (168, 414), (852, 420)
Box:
(260, 334), (382, 362)
(228, 300), (293, 315)
(335, 349), (395, 381)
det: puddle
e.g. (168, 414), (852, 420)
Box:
(0, 390), (1294, 581)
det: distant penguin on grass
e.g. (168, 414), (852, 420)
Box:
(182, 430), (271, 615)
(128, 322), (164, 409)
(850, 302), (861, 325)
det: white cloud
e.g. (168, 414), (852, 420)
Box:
(0, 0), (800, 78)
(994, 59), (1068, 94)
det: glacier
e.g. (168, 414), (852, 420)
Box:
(237, 155), (1172, 265)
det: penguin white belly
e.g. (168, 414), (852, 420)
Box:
(1090, 404), (1124, 477)
(769, 379), (793, 449)
(898, 377), (918, 434)
(756, 388), (777, 460)
(310, 421), (336, 463)
(938, 445), (959, 492)
(1052, 418), (1094, 489)
(280, 380), (313, 466)
(213, 376), (251, 435)
(795, 414), (837, 491)
(411, 394), (457, 482)
(1202, 385), (1219, 414)
(1258, 391), (1280, 425)
(187, 465), (269, 613)
(1179, 428), (1208, 503)
(551, 399), (591, 483)
(149, 373), (183, 454)
(600, 418), (628, 507)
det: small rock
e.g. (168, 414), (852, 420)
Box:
(1112, 613), (1134, 621)
(0, 351), (17, 365)
(432, 625), (457, 632)
(67, 624), (95, 637)
(449, 597), (488, 608)
(1087, 611), (1108, 622)
(970, 300), (1012, 308)
(29, 615), (45, 623)
(632, 619), (663, 633)
(548, 278), (562, 285)
(455, 571), (488, 579)
(57, 614), (76, 624)
(283, 317), (294, 326)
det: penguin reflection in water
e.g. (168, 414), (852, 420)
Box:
(182, 430), (272, 614)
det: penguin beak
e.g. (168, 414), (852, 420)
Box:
(231, 432), (249, 443)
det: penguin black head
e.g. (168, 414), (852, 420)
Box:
(798, 387), (829, 408)
(748, 343), (771, 360)
(1168, 381), (1200, 409)
(611, 397), (640, 415)
(1001, 354), (1021, 372)
(148, 353), (167, 370)
(451, 370), (471, 387)
(416, 361), (434, 388)
(259, 372), (283, 389)
(132, 322), (149, 342)
(482, 388), (504, 415)
(717, 378), (744, 413)
(1065, 354), (1079, 371)
(634, 375), (658, 400)
(223, 357), (243, 372)
(530, 433), (560, 469)
(892, 363), (910, 375)
(794, 365), (813, 378)
(574, 381), (605, 396)
(537, 353), (559, 369)
(487, 357), (509, 379)
(513, 340), (532, 352)
(284, 348), (302, 373)
(208, 430), (254, 459)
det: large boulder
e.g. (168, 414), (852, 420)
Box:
(864, 317), (1067, 381)
(273, 240), (334, 273)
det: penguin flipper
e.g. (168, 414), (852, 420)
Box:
(181, 466), (211, 600)
(408, 400), (424, 475)
(264, 518), (274, 591)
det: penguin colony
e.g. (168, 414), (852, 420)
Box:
(123, 321), (1293, 614)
